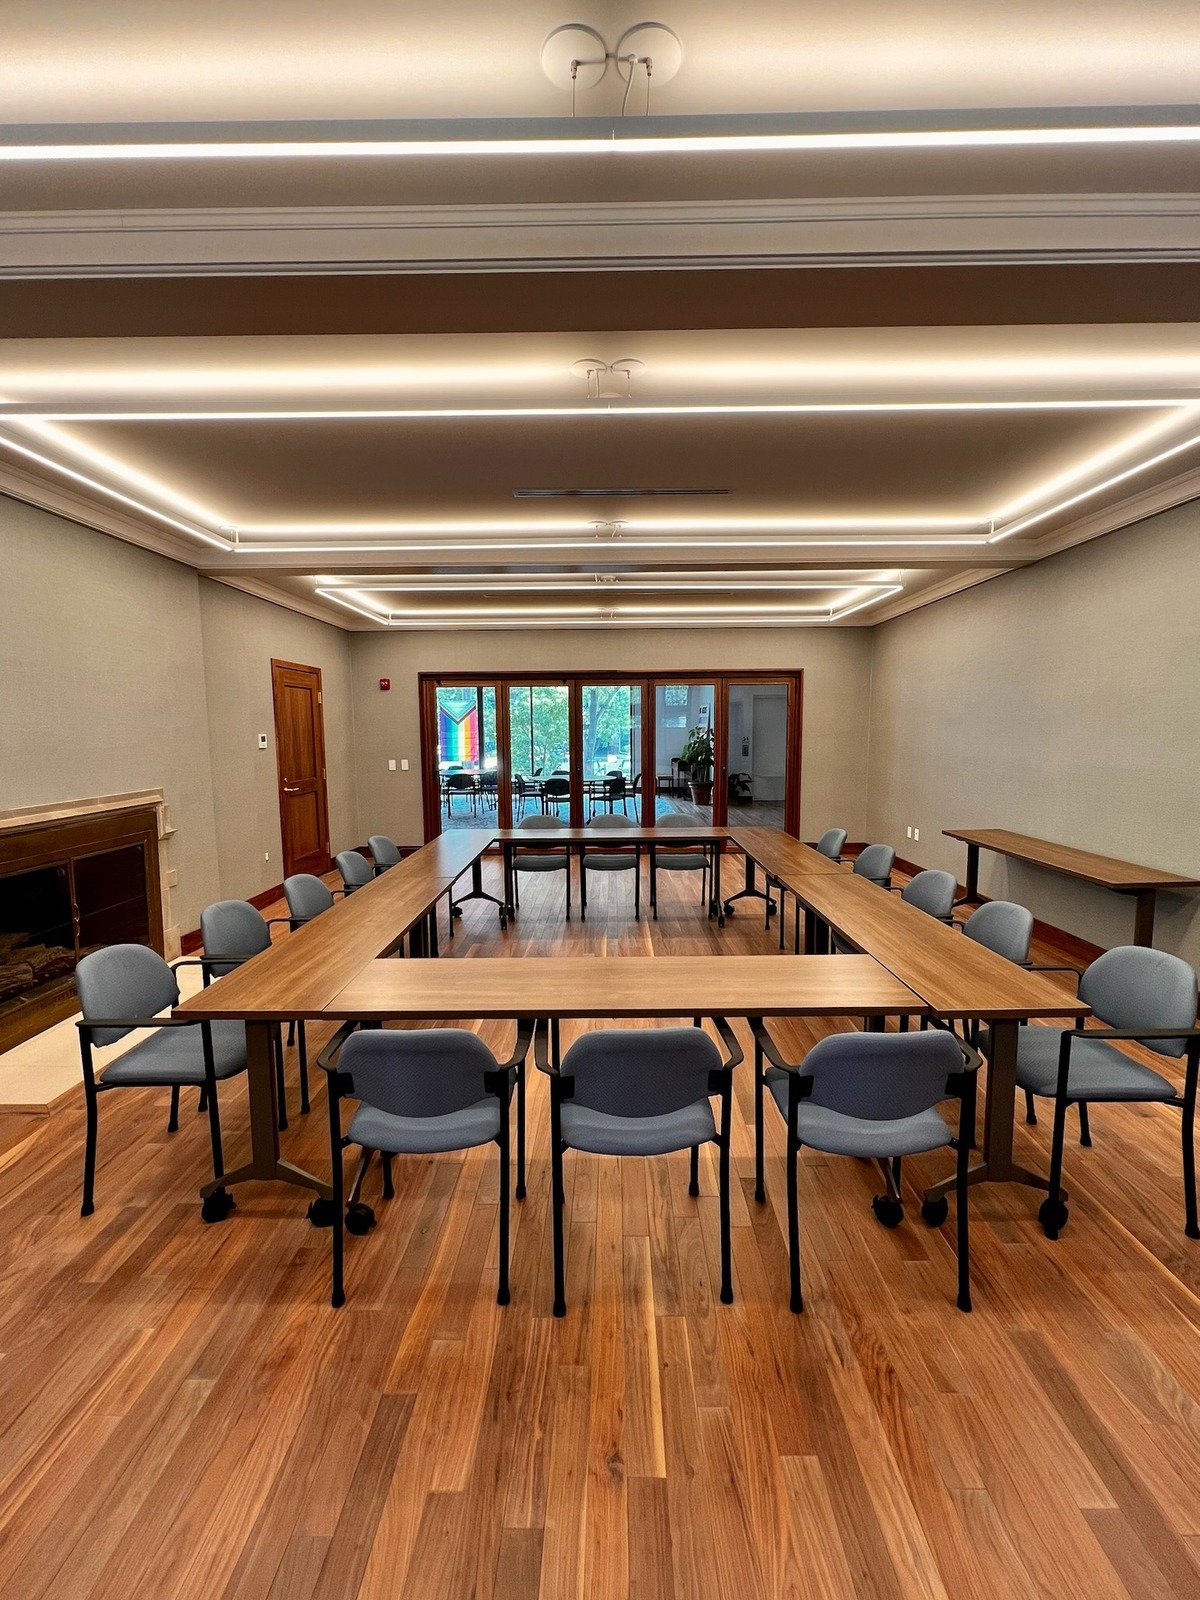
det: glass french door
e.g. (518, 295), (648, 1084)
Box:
(579, 682), (644, 822)
(508, 682), (571, 820)
(432, 683), (498, 831)
(723, 679), (791, 830)
(652, 681), (717, 825)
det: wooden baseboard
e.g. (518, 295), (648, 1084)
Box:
(180, 881), (284, 954)
(892, 853), (1102, 968)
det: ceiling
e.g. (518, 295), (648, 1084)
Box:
(1, 2), (1199, 630)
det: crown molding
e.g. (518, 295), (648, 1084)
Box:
(2, 192), (1198, 277)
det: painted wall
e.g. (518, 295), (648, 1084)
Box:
(866, 501), (1200, 964)
(350, 628), (875, 845)
(197, 581), (358, 902)
(0, 496), (221, 932)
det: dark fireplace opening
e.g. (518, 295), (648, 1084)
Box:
(0, 864), (77, 1010)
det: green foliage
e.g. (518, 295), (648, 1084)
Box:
(680, 723), (715, 780)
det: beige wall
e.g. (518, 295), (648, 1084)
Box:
(197, 581), (357, 902)
(0, 497), (222, 931)
(867, 501), (1200, 965)
(349, 627), (875, 846)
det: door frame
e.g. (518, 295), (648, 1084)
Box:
(271, 657), (332, 877)
(419, 669), (803, 839)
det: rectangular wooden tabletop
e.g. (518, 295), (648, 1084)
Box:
(493, 827), (729, 844)
(325, 954), (926, 1022)
(729, 827), (842, 880)
(944, 828), (1200, 891)
(794, 873), (1090, 1021)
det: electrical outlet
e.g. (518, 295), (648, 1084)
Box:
(257, 732), (268, 750)
(913, 827), (920, 842)
(401, 758), (410, 771)
(388, 758), (397, 772)
(264, 850), (269, 863)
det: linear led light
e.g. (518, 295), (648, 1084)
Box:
(241, 514), (981, 535)
(2, 110), (1199, 160)
(318, 576), (897, 594)
(315, 588), (905, 627)
(240, 535), (991, 554)
(316, 592), (899, 620)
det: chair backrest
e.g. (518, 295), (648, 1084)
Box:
(963, 900), (1033, 965)
(900, 868), (957, 920)
(284, 874), (336, 924)
(339, 1027), (498, 1117)
(514, 775), (527, 796)
(1079, 946), (1198, 1058)
(368, 834), (401, 868)
(518, 814), (565, 831)
(816, 827), (847, 860)
(562, 1027), (720, 1118)
(853, 843), (895, 884)
(590, 813), (632, 831)
(200, 899), (271, 977)
(336, 850), (375, 893)
(544, 777), (570, 799)
(604, 775), (627, 797)
(75, 943), (179, 1046)
(446, 773), (475, 793)
(803, 1029), (963, 1120)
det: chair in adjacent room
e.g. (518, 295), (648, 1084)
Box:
(649, 814), (712, 918)
(538, 1020), (742, 1315)
(200, 897), (310, 1121)
(851, 842), (896, 887)
(512, 813), (572, 919)
(74, 944), (248, 1221)
(580, 812), (641, 920)
(751, 1022), (980, 1311)
(894, 867), (957, 922)
(317, 1019), (534, 1306)
(541, 775), (570, 816)
(335, 850), (374, 895)
(594, 772), (633, 818)
(996, 945), (1200, 1239)
(444, 771), (478, 818)
(815, 827), (847, 862)
(368, 834), (402, 873)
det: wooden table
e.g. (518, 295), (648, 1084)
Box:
(781, 871), (1090, 1204)
(727, 827), (842, 943)
(944, 827), (1200, 947)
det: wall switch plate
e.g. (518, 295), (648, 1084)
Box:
(906, 825), (912, 838)
(257, 733), (268, 750)
(401, 759), (410, 771)
(913, 828), (920, 842)
(264, 851), (270, 863)
(388, 759), (397, 771)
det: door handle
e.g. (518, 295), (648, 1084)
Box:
(284, 785), (300, 793)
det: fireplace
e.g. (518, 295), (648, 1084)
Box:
(0, 795), (169, 1054)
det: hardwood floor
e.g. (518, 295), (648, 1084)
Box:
(1, 861), (1199, 1599)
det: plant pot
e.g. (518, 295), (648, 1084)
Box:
(689, 782), (713, 805)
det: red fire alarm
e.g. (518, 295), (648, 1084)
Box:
(378, 677), (391, 691)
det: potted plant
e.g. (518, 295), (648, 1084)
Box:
(680, 724), (715, 805)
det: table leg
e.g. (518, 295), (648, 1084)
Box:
(1132, 889), (1156, 947)
(957, 842), (981, 906)
(723, 854), (777, 919)
(199, 1020), (331, 1204)
(503, 843), (516, 919)
(712, 846), (725, 926)
(452, 855), (508, 926)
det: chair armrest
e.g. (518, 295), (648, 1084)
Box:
(1025, 962), (1083, 989)
(316, 1020), (359, 1074)
(76, 1013), (208, 1035)
(710, 1017), (744, 1072)
(748, 1017), (808, 1078)
(264, 917), (294, 930)
(534, 1018), (559, 1078)
(496, 1016), (537, 1073)
(1063, 1024), (1200, 1043)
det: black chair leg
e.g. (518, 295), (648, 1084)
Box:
(197, 1085), (208, 1114)
(551, 1125), (566, 1317)
(1044, 1093), (1070, 1239)
(381, 1154), (395, 1200)
(786, 1123), (803, 1312)
(81, 1082), (98, 1217)
(754, 1040), (766, 1203)
(497, 1102), (511, 1306)
(287, 1020), (296, 1049)
(956, 1075), (976, 1311)
(1182, 1080), (1199, 1239)
(204, 1081), (225, 1185)
(1078, 1102), (1092, 1146)
(347, 1149), (372, 1207)
(515, 1062), (527, 1199)
(689, 1144), (700, 1197)
(167, 1085), (180, 1134)
(1024, 1089), (1037, 1125)
(329, 1113), (346, 1309)
(274, 1027), (288, 1131)
(718, 1127), (733, 1305)
(298, 1021), (310, 1115)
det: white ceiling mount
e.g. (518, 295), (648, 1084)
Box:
(570, 357), (646, 399)
(540, 24), (609, 92)
(614, 22), (683, 85)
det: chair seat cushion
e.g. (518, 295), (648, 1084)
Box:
(654, 850), (706, 869)
(347, 1097), (500, 1155)
(584, 851), (638, 870)
(561, 1097), (715, 1156)
(994, 1026), (1177, 1102)
(767, 1074), (952, 1157)
(99, 1020), (247, 1086)
(514, 852), (568, 871)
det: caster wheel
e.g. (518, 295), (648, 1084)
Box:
(201, 1187), (236, 1224)
(723, 901), (736, 917)
(1037, 1197), (1069, 1235)
(345, 1202), (377, 1235)
(871, 1195), (904, 1228)
(306, 1196), (336, 1228)
(452, 905), (464, 919)
(920, 1196), (949, 1228)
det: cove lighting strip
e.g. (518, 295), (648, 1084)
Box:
(2, 110), (1199, 161)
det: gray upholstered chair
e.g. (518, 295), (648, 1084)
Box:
(335, 849), (375, 895)
(895, 868), (957, 922)
(74, 944), (247, 1221)
(200, 898), (309, 1121)
(852, 843), (895, 887)
(317, 1020), (534, 1306)
(752, 1022), (980, 1311)
(512, 814), (571, 919)
(368, 834), (402, 873)
(580, 813), (641, 920)
(815, 827), (847, 862)
(649, 815), (712, 919)
(997, 946), (1200, 1239)
(283, 872), (340, 930)
(538, 1020), (743, 1315)
(962, 899), (1034, 965)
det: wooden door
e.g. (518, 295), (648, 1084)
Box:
(271, 659), (331, 877)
